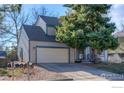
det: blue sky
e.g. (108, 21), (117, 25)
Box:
(110, 4), (124, 31)
(22, 4), (124, 31)
(22, 4), (67, 17)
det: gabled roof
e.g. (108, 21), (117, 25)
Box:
(40, 15), (60, 27)
(23, 25), (56, 42)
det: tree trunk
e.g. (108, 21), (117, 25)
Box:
(15, 25), (19, 61)
(74, 48), (77, 62)
(92, 48), (97, 64)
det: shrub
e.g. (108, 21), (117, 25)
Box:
(0, 69), (8, 76)
(0, 61), (7, 68)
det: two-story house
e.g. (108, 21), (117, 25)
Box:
(18, 15), (77, 64)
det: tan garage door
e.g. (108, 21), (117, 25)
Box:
(37, 48), (69, 63)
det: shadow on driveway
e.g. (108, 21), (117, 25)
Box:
(37, 63), (124, 81)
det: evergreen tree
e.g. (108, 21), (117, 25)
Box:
(56, 4), (119, 61)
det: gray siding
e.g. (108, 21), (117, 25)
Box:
(35, 16), (47, 33)
(30, 41), (75, 63)
(18, 27), (29, 62)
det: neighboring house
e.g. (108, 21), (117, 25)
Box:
(108, 31), (124, 63)
(0, 51), (7, 67)
(0, 51), (6, 59)
(0, 51), (7, 63)
(18, 16), (78, 64)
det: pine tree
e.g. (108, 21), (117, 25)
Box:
(56, 4), (119, 62)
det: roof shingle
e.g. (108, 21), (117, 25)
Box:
(23, 25), (56, 42)
(40, 15), (60, 27)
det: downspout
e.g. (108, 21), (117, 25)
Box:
(29, 40), (30, 62)
(46, 25), (48, 35)
(35, 47), (37, 64)
(28, 40), (30, 80)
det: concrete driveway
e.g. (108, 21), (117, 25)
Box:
(38, 63), (124, 81)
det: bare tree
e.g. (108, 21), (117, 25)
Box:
(5, 12), (29, 44)
(0, 4), (22, 49)
(0, 8), (29, 46)
(31, 6), (59, 24)
(0, 4), (30, 58)
(32, 6), (47, 19)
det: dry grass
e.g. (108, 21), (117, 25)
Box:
(0, 68), (24, 77)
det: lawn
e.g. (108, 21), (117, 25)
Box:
(86, 62), (124, 74)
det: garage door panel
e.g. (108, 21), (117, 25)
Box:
(37, 48), (69, 63)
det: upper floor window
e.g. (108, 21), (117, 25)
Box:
(47, 26), (56, 36)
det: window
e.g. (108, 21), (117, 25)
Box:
(47, 26), (56, 36)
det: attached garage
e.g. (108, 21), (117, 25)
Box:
(36, 46), (70, 63)
(18, 16), (75, 64)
